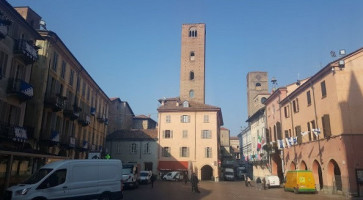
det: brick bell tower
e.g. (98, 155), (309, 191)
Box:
(179, 23), (206, 104)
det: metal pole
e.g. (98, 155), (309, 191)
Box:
(5, 155), (14, 189)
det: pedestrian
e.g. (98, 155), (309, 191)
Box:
(150, 174), (156, 188)
(191, 173), (200, 193)
(244, 175), (248, 187)
(262, 177), (266, 190)
(183, 172), (188, 185)
(247, 176), (252, 187)
(256, 177), (261, 190)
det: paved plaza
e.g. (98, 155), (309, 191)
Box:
(123, 180), (349, 200)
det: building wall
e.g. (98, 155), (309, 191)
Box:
(220, 128), (230, 147)
(158, 110), (220, 180)
(108, 100), (133, 133)
(180, 24), (205, 104)
(107, 139), (158, 175)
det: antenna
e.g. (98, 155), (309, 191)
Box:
(271, 77), (277, 91)
(40, 19), (47, 30)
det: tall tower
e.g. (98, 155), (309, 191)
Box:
(180, 23), (206, 104)
(247, 72), (269, 117)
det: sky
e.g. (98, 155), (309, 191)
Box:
(8, 0), (363, 135)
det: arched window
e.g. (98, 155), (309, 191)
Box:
(190, 71), (194, 80)
(190, 51), (195, 61)
(256, 82), (262, 90)
(189, 27), (197, 38)
(189, 90), (194, 98)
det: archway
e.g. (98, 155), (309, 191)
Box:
(327, 159), (342, 192)
(289, 161), (296, 171)
(201, 165), (213, 181)
(271, 153), (283, 181)
(300, 160), (307, 170)
(312, 160), (323, 190)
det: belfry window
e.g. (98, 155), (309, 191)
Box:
(190, 51), (195, 61)
(189, 90), (194, 98)
(189, 27), (197, 37)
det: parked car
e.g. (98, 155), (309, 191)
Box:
(5, 159), (123, 200)
(284, 170), (317, 194)
(139, 171), (152, 184)
(265, 175), (280, 188)
(162, 171), (184, 181)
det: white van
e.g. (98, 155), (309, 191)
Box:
(5, 159), (123, 200)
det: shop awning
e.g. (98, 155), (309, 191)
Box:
(158, 161), (188, 171)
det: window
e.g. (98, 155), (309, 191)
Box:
(162, 147), (170, 157)
(87, 88), (90, 101)
(284, 130), (289, 138)
(204, 115), (209, 123)
(189, 27), (197, 37)
(166, 115), (171, 123)
(293, 98), (299, 113)
(256, 82), (261, 90)
(144, 143), (151, 154)
(311, 120), (317, 140)
(61, 61), (66, 79)
(180, 115), (190, 123)
(182, 130), (188, 138)
(82, 82), (86, 97)
(205, 147), (212, 158)
(163, 130), (173, 138)
(189, 71), (194, 80)
(130, 143), (137, 154)
(189, 90), (194, 98)
(307, 122), (312, 141)
(321, 81), (327, 98)
(322, 114), (331, 138)
(0, 50), (8, 78)
(202, 130), (211, 139)
(180, 147), (189, 157)
(40, 169), (67, 189)
(52, 52), (58, 71)
(190, 51), (195, 61)
(307, 91), (311, 106)
(183, 101), (189, 107)
(284, 105), (289, 118)
(69, 69), (74, 86)
(295, 126), (302, 144)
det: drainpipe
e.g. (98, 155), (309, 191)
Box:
(310, 83), (323, 165)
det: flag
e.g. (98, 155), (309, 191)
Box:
(285, 138), (291, 148)
(313, 128), (321, 137)
(257, 135), (262, 151)
(301, 131), (309, 136)
(261, 137), (266, 149)
(293, 137), (297, 145)
(278, 139), (285, 149)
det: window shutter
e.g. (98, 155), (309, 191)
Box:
(171, 130), (173, 138)
(210, 147), (212, 158)
(201, 130), (204, 138)
(187, 147), (189, 157)
(209, 130), (212, 139)
(180, 147), (182, 157)
(322, 114), (332, 138)
(162, 130), (165, 138)
(180, 116), (183, 122)
(205, 147), (207, 158)
(187, 116), (190, 123)
(296, 126), (302, 144)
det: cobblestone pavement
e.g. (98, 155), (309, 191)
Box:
(123, 180), (350, 200)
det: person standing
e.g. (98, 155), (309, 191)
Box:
(183, 172), (188, 185)
(247, 176), (252, 187)
(191, 173), (200, 193)
(150, 174), (156, 188)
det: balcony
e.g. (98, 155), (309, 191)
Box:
(14, 39), (38, 64)
(97, 115), (107, 123)
(44, 95), (67, 112)
(78, 113), (90, 127)
(90, 107), (96, 116)
(63, 104), (82, 120)
(7, 78), (33, 101)
(0, 122), (28, 142)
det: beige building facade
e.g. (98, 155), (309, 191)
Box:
(266, 48), (363, 197)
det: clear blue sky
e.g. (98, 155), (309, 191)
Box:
(8, 0), (363, 135)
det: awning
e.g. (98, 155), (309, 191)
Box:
(158, 161), (188, 171)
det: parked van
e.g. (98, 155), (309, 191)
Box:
(5, 159), (123, 200)
(163, 171), (184, 181)
(265, 175), (280, 188)
(284, 170), (316, 194)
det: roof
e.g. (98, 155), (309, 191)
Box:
(220, 127), (229, 131)
(106, 129), (157, 141)
(109, 98), (134, 116)
(230, 136), (239, 140)
(157, 97), (224, 125)
(110, 97), (120, 102)
(134, 115), (150, 119)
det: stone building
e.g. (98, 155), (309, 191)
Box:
(246, 72), (268, 117)
(157, 23), (223, 181)
(108, 97), (134, 133)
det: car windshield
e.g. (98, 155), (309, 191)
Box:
(140, 172), (149, 176)
(122, 168), (132, 175)
(22, 168), (53, 184)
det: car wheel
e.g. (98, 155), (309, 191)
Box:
(294, 188), (299, 194)
(99, 193), (111, 200)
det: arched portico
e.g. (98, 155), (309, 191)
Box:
(201, 165), (213, 181)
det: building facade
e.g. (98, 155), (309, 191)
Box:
(132, 115), (157, 130)
(246, 72), (268, 117)
(108, 97), (134, 133)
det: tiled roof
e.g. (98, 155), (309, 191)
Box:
(220, 127), (229, 131)
(158, 98), (221, 112)
(110, 97), (119, 101)
(106, 129), (158, 141)
(230, 136), (239, 140)
(134, 115), (150, 119)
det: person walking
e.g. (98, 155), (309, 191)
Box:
(262, 177), (266, 190)
(191, 173), (200, 193)
(150, 174), (156, 188)
(247, 176), (252, 187)
(183, 172), (188, 185)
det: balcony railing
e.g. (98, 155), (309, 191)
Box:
(90, 107), (96, 116)
(78, 113), (90, 126)
(44, 95), (67, 112)
(0, 122), (28, 142)
(97, 115), (107, 123)
(14, 39), (38, 64)
(7, 78), (33, 101)
(63, 104), (82, 120)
